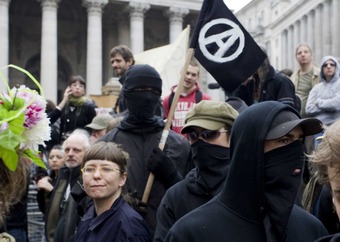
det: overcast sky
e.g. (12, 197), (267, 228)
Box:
(223, 0), (253, 12)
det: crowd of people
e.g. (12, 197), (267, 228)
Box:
(1, 42), (340, 242)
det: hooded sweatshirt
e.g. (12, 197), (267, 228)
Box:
(165, 101), (328, 242)
(306, 56), (340, 125)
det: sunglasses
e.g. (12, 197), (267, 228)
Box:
(187, 129), (228, 143)
(322, 62), (336, 68)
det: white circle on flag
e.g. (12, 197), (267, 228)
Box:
(198, 18), (245, 63)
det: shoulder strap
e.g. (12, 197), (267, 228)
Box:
(196, 90), (202, 103)
(168, 90), (203, 109)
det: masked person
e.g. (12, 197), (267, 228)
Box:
(165, 101), (328, 242)
(101, 64), (191, 237)
(154, 100), (238, 242)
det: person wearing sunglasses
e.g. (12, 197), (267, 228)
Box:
(165, 101), (328, 242)
(306, 56), (340, 137)
(154, 100), (239, 242)
(75, 141), (151, 242)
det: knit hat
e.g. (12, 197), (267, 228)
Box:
(85, 114), (114, 130)
(123, 64), (162, 93)
(266, 110), (323, 140)
(181, 100), (239, 134)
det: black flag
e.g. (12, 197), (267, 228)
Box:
(190, 0), (267, 92)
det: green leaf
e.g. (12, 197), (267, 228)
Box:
(23, 149), (46, 169)
(0, 129), (24, 151)
(8, 109), (25, 134)
(0, 147), (18, 171)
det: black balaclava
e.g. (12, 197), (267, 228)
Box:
(219, 101), (318, 242)
(189, 139), (230, 196)
(118, 64), (164, 131)
(263, 140), (305, 241)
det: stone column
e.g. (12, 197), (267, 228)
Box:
(287, 25), (294, 69)
(166, 7), (189, 43)
(128, 2), (150, 53)
(0, 0), (10, 91)
(39, 0), (60, 103)
(300, 16), (307, 44)
(307, 11), (314, 51)
(322, 0), (331, 57)
(314, 5), (322, 63)
(82, 0), (108, 95)
(282, 29), (288, 68)
(293, 22), (300, 70)
(332, 0), (340, 58)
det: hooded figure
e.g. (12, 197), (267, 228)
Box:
(165, 101), (328, 242)
(306, 56), (340, 126)
(101, 64), (191, 236)
(154, 101), (238, 241)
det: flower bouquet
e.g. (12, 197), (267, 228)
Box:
(0, 64), (51, 171)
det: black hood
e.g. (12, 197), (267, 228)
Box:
(219, 101), (302, 237)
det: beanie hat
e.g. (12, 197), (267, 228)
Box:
(123, 64), (162, 93)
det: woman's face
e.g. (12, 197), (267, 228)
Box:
(82, 159), (127, 202)
(70, 80), (85, 97)
(48, 148), (65, 172)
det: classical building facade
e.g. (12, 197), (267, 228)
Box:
(235, 0), (340, 71)
(1, 0), (202, 103)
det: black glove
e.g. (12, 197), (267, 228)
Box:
(147, 147), (183, 188)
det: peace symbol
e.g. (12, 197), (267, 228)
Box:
(198, 18), (245, 63)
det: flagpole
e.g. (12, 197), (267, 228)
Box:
(141, 47), (195, 204)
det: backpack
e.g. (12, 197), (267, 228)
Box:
(168, 90), (203, 110)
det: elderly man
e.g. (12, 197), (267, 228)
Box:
(45, 129), (90, 242)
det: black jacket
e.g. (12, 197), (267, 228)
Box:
(48, 100), (96, 141)
(165, 101), (327, 242)
(101, 126), (191, 235)
(45, 166), (84, 242)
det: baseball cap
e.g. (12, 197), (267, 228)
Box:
(85, 114), (114, 130)
(181, 100), (239, 134)
(266, 110), (323, 140)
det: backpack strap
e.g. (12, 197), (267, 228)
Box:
(168, 90), (203, 110)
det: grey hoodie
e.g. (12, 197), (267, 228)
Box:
(306, 56), (340, 125)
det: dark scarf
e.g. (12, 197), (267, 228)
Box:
(189, 140), (230, 196)
(119, 90), (164, 131)
(263, 140), (305, 242)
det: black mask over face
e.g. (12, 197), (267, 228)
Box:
(123, 89), (160, 125)
(263, 140), (304, 241)
(191, 139), (230, 195)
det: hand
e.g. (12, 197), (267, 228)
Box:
(37, 176), (54, 192)
(147, 147), (182, 188)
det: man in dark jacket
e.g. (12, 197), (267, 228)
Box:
(165, 101), (327, 242)
(45, 129), (90, 242)
(101, 64), (191, 237)
(154, 100), (238, 241)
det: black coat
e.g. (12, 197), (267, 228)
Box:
(166, 101), (327, 242)
(101, 126), (191, 235)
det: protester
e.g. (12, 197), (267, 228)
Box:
(44, 129), (90, 242)
(291, 44), (320, 118)
(233, 52), (300, 112)
(48, 75), (97, 142)
(306, 56), (340, 129)
(162, 59), (211, 137)
(85, 114), (115, 144)
(37, 145), (66, 214)
(101, 64), (191, 236)
(75, 141), (151, 242)
(110, 45), (135, 114)
(165, 101), (328, 242)
(154, 100), (238, 241)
